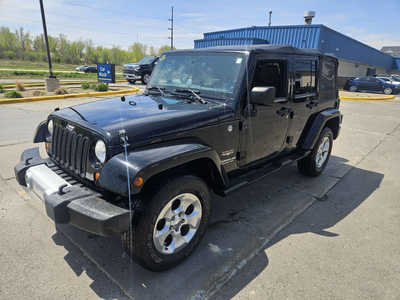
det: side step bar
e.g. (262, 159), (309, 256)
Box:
(222, 151), (310, 195)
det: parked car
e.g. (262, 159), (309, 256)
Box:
(75, 65), (97, 73)
(122, 56), (159, 84)
(375, 75), (400, 84)
(344, 76), (400, 94)
(75, 65), (88, 72)
(15, 45), (342, 271)
(376, 76), (400, 86)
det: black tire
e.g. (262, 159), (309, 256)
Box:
(141, 74), (151, 85)
(383, 87), (393, 95)
(128, 80), (136, 84)
(297, 127), (333, 177)
(349, 85), (358, 92)
(122, 175), (211, 271)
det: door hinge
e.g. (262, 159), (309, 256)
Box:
(237, 151), (245, 160)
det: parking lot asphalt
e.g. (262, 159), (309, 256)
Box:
(0, 95), (399, 300)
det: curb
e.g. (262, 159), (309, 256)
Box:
(0, 88), (139, 105)
(340, 95), (395, 101)
(2, 79), (126, 89)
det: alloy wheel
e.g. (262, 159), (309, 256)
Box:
(153, 193), (202, 255)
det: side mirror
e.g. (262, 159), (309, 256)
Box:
(250, 86), (276, 105)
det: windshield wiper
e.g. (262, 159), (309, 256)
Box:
(146, 86), (165, 96)
(173, 88), (208, 104)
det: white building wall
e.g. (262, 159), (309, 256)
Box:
(338, 59), (388, 77)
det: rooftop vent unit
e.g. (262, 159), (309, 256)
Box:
(304, 11), (316, 25)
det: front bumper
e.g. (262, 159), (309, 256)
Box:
(123, 73), (140, 80)
(14, 148), (131, 237)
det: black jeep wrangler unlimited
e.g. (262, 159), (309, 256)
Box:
(15, 45), (341, 271)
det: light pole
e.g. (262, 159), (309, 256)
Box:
(268, 10), (272, 26)
(39, 0), (59, 91)
(39, 0), (54, 77)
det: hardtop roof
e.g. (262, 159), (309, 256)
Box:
(164, 44), (337, 60)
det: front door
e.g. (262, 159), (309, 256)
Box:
(240, 59), (290, 164)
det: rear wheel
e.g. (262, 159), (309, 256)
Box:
(122, 175), (210, 271)
(298, 127), (333, 177)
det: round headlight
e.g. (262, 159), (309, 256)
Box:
(95, 140), (106, 163)
(47, 120), (53, 135)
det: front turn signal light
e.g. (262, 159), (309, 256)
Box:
(45, 143), (49, 152)
(133, 176), (144, 187)
(94, 172), (100, 181)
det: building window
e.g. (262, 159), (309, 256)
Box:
(294, 60), (317, 96)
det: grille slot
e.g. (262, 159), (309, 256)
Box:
(51, 124), (90, 177)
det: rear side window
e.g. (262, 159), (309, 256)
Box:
(320, 59), (336, 91)
(294, 60), (317, 95)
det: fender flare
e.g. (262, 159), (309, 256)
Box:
(97, 143), (226, 196)
(33, 120), (47, 143)
(300, 109), (342, 150)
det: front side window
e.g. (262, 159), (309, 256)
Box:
(294, 60), (317, 95)
(149, 53), (245, 96)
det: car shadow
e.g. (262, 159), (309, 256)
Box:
(50, 156), (383, 300)
(211, 157), (384, 299)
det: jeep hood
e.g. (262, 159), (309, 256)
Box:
(52, 94), (234, 146)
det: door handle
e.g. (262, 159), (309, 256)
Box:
(276, 107), (290, 117)
(306, 101), (318, 109)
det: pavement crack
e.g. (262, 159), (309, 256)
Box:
(0, 140), (32, 147)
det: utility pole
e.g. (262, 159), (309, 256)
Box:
(39, 0), (54, 77)
(268, 10), (272, 26)
(168, 6), (174, 50)
(39, 0), (59, 91)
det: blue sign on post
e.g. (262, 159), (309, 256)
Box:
(97, 63), (115, 83)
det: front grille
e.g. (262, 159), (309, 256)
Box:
(123, 69), (138, 75)
(51, 124), (90, 177)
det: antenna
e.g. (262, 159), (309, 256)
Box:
(268, 10), (272, 26)
(168, 6), (174, 50)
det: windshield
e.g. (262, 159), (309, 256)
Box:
(149, 53), (245, 96)
(138, 56), (156, 64)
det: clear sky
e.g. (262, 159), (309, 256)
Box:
(1, 0), (399, 50)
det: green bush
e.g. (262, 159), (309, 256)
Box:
(81, 81), (90, 89)
(5, 90), (23, 98)
(54, 88), (68, 95)
(89, 83), (97, 89)
(95, 83), (108, 92)
(0, 85), (3, 93)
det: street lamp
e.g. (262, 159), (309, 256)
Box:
(39, 0), (59, 91)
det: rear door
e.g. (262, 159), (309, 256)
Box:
(286, 56), (318, 146)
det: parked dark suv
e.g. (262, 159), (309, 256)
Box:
(15, 45), (342, 271)
(122, 56), (159, 84)
(344, 76), (400, 94)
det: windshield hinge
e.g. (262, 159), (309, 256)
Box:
(119, 129), (130, 147)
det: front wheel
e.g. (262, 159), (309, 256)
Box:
(141, 74), (151, 85)
(349, 85), (358, 92)
(298, 127), (333, 177)
(122, 175), (210, 271)
(383, 87), (393, 95)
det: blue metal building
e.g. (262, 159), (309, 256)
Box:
(194, 24), (399, 85)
